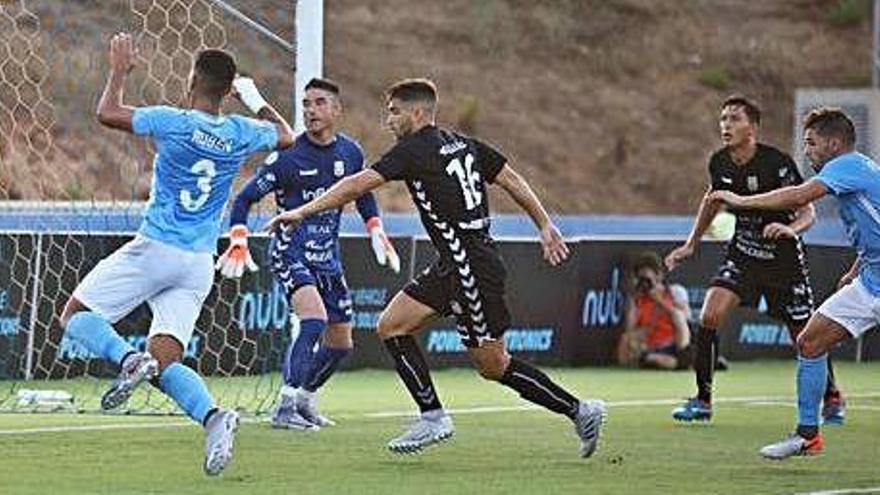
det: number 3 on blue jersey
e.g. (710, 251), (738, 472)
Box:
(180, 159), (216, 212)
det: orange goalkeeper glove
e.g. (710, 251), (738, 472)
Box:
(215, 225), (258, 278)
(366, 217), (400, 274)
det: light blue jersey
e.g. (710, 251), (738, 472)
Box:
(132, 106), (278, 252)
(815, 151), (880, 295)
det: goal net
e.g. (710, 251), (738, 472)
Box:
(0, 0), (299, 414)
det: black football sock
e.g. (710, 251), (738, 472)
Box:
(694, 325), (717, 404)
(383, 335), (443, 413)
(796, 424), (819, 440)
(499, 358), (580, 420)
(824, 356), (840, 398)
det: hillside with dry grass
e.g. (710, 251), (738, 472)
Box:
(0, 0), (872, 214)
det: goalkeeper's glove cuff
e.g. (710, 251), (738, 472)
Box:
(230, 224), (249, 240)
(365, 216), (383, 234)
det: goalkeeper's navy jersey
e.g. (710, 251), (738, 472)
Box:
(708, 143), (805, 262)
(231, 133), (378, 273)
(371, 125), (507, 267)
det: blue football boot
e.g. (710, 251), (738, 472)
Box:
(822, 392), (846, 426)
(672, 397), (712, 422)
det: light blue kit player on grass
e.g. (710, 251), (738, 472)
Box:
(59, 32), (294, 475)
(218, 78), (400, 430)
(710, 107), (880, 460)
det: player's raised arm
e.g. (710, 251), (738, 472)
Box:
(232, 76), (296, 149)
(96, 32), (138, 132)
(265, 169), (387, 232)
(492, 163), (570, 266)
(710, 179), (828, 211)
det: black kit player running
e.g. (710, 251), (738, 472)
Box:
(673, 143), (844, 422)
(668, 96), (844, 424)
(266, 78), (606, 457)
(709, 143), (813, 323)
(371, 126), (511, 347)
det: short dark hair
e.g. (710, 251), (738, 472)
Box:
(385, 78), (438, 109)
(803, 107), (856, 147)
(721, 95), (761, 125)
(305, 77), (340, 96)
(633, 251), (664, 275)
(194, 49), (236, 101)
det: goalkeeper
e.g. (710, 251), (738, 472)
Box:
(220, 78), (400, 430)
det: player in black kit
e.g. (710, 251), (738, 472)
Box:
(665, 95), (845, 423)
(266, 78), (607, 457)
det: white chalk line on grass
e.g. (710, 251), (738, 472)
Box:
(0, 421), (191, 435)
(794, 487), (880, 495)
(1, 391), (878, 436)
(364, 391), (880, 418)
(748, 401), (880, 412)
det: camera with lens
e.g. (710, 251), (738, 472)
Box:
(635, 276), (654, 292)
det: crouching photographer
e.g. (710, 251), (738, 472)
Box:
(618, 252), (691, 369)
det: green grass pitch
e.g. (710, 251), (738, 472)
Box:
(1, 361), (878, 495)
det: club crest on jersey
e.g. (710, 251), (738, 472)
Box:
(334, 160), (345, 177)
(747, 175), (758, 192)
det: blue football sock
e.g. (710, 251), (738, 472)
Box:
(303, 346), (350, 392)
(159, 362), (215, 425)
(282, 318), (326, 388)
(797, 353), (828, 429)
(65, 311), (134, 365)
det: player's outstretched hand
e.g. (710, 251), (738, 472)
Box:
(664, 244), (694, 271)
(263, 208), (304, 234)
(367, 217), (401, 273)
(215, 225), (258, 279)
(109, 32), (137, 74)
(762, 222), (796, 240)
(540, 224), (570, 266)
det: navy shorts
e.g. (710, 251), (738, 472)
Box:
(272, 259), (353, 324)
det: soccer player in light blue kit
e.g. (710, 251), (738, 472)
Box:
(711, 107), (878, 459)
(218, 78), (399, 430)
(58, 33), (294, 475)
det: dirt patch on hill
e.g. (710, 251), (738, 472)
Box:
(0, 0), (871, 214)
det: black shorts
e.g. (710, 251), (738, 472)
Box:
(404, 243), (511, 348)
(645, 343), (678, 357)
(710, 251), (814, 326)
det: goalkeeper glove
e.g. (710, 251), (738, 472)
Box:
(232, 75), (268, 114)
(215, 225), (258, 278)
(366, 217), (400, 274)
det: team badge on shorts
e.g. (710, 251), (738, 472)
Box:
(334, 160), (345, 177)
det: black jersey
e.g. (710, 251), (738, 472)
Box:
(371, 125), (507, 263)
(708, 143), (805, 261)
